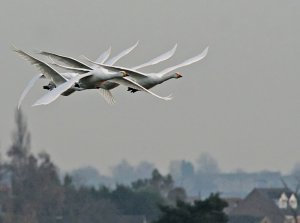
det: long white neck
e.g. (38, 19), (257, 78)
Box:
(159, 73), (175, 83)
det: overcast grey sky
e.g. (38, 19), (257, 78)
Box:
(1, 0), (300, 174)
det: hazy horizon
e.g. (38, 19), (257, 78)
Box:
(1, 0), (300, 175)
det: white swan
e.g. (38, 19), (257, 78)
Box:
(40, 44), (177, 103)
(17, 42), (138, 108)
(14, 48), (172, 106)
(84, 46), (209, 92)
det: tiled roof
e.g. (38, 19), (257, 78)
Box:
(229, 188), (285, 223)
(256, 188), (293, 200)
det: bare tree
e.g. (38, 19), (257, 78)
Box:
(7, 109), (31, 168)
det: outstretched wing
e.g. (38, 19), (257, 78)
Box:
(81, 56), (148, 79)
(99, 88), (116, 105)
(49, 58), (91, 74)
(93, 46), (111, 65)
(131, 44), (177, 70)
(37, 50), (92, 70)
(155, 46), (209, 78)
(33, 73), (92, 106)
(105, 41), (139, 65)
(18, 73), (44, 109)
(13, 48), (67, 84)
(110, 77), (172, 101)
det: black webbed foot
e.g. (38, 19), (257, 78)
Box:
(127, 87), (139, 93)
(43, 83), (56, 91)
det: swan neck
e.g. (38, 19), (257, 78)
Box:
(160, 73), (175, 82)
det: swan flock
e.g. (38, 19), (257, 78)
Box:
(14, 42), (208, 108)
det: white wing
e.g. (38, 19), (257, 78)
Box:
(37, 50), (92, 70)
(14, 48), (67, 85)
(99, 88), (116, 105)
(18, 73), (44, 109)
(105, 41), (139, 65)
(131, 44), (177, 70)
(60, 72), (79, 80)
(49, 58), (90, 74)
(156, 46), (209, 78)
(111, 77), (172, 101)
(81, 57), (148, 79)
(94, 46), (111, 65)
(33, 73), (92, 106)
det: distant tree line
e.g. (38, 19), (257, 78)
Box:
(74, 152), (294, 198)
(0, 110), (228, 223)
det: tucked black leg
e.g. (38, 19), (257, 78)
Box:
(43, 83), (56, 91)
(127, 87), (139, 93)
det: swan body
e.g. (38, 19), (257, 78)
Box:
(38, 44), (178, 101)
(14, 45), (173, 107)
(14, 43), (205, 107)
(16, 42), (138, 107)
(85, 46), (208, 92)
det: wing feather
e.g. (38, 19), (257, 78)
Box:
(37, 50), (92, 70)
(94, 46), (111, 65)
(111, 77), (172, 101)
(131, 44), (177, 70)
(32, 73), (92, 106)
(18, 73), (44, 109)
(81, 56), (148, 79)
(105, 41), (139, 65)
(13, 48), (67, 84)
(49, 58), (90, 74)
(99, 88), (116, 105)
(156, 46), (209, 78)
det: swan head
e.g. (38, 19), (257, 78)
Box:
(120, 71), (129, 77)
(175, 72), (182, 79)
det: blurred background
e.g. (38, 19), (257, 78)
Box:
(1, 0), (300, 177)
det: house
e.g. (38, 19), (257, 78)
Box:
(229, 188), (300, 223)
